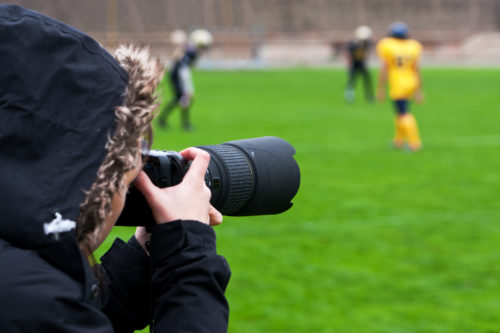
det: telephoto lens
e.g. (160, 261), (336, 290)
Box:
(116, 136), (300, 226)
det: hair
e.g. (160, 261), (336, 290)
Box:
(76, 44), (164, 253)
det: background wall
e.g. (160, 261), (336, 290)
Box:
(9, 1), (500, 66)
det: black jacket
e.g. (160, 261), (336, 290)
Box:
(0, 5), (230, 332)
(0, 221), (230, 332)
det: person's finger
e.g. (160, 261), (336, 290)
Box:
(180, 148), (210, 183)
(208, 205), (223, 226)
(179, 147), (209, 163)
(133, 170), (157, 201)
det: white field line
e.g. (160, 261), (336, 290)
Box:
(296, 134), (500, 152)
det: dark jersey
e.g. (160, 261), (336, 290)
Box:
(170, 45), (198, 79)
(170, 45), (198, 98)
(348, 40), (371, 68)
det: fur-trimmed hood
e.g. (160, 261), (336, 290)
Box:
(0, 5), (162, 280)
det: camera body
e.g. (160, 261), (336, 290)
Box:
(116, 137), (300, 227)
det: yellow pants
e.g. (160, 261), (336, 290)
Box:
(394, 113), (421, 150)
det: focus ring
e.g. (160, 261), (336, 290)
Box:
(203, 144), (253, 215)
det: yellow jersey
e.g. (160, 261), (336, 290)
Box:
(376, 37), (423, 100)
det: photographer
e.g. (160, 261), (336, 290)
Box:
(0, 5), (230, 333)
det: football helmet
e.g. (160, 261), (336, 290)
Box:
(189, 29), (214, 49)
(389, 22), (409, 39)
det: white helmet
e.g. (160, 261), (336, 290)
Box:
(170, 29), (188, 46)
(189, 29), (214, 49)
(354, 25), (373, 41)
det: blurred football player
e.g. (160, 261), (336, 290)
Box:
(376, 22), (424, 151)
(158, 29), (213, 130)
(344, 25), (374, 103)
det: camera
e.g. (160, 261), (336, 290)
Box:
(116, 136), (300, 226)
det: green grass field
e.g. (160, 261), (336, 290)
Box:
(97, 68), (500, 332)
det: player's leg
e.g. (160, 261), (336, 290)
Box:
(344, 67), (357, 102)
(157, 79), (182, 128)
(157, 98), (178, 128)
(393, 99), (421, 151)
(180, 107), (191, 131)
(392, 100), (408, 148)
(393, 116), (405, 149)
(361, 66), (374, 102)
(404, 113), (422, 151)
(179, 95), (193, 131)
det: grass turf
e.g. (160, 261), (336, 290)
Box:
(97, 68), (500, 332)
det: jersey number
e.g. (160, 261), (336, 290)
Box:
(395, 55), (410, 68)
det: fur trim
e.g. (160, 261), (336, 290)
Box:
(76, 45), (164, 245)
(114, 44), (164, 106)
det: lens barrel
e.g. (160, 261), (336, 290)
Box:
(198, 143), (254, 215)
(116, 136), (300, 226)
(199, 136), (300, 216)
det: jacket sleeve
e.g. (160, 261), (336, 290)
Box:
(149, 220), (231, 333)
(99, 236), (152, 333)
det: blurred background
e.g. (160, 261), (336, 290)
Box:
(8, 1), (500, 332)
(9, 0), (500, 67)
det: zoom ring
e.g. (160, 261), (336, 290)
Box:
(204, 145), (253, 214)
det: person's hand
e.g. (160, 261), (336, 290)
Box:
(414, 90), (425, 104)
(134, 227), (151, 254)
(133, 148), (223, 226)
(376, 87), (386, 102)
(179, 94), (192, 108)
